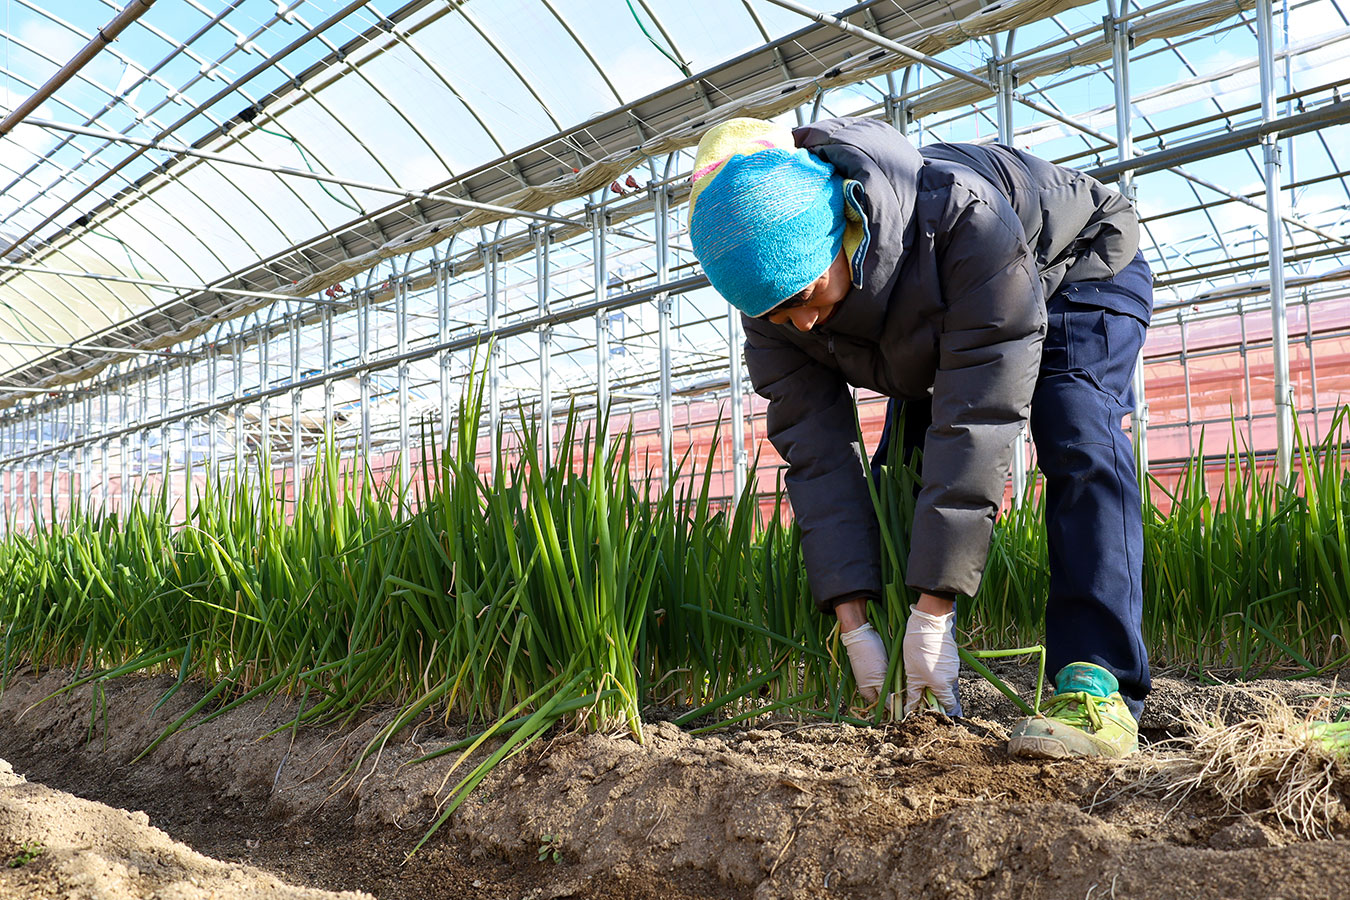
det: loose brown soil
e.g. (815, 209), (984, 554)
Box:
(0, 665), (1346, 900)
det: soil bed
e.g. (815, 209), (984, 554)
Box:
(0, 666), (1346, 900)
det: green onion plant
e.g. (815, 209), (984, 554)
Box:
(1, 367), (1349, 851)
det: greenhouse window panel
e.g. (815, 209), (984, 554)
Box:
(0, 0), (989, 395)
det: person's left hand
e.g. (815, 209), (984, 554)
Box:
(902, 604), (960, 714)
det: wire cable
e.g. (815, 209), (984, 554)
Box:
(254, 122), (364, 214)
(625, 0), (692, 78)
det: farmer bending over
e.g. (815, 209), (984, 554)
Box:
(687, 117), (1152, 758)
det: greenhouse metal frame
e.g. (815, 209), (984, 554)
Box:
(0, 0), (1348, 534)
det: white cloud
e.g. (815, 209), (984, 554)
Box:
(394, 152), (451, 192)
(604, 44), (681, 104)
(0, 88), (58, 177)
(17, 18), (84, 68)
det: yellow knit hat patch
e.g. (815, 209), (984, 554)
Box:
(688, 117), (796, 216)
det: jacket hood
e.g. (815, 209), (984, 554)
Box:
(792, 118), (924, 339)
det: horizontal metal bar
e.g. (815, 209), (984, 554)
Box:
(764, 0), (1130, 149)
(999, 0), (1193, 67)
(0, 0), (375, 263)
(0, 338), (185, 358)
(12, 247), (1350, 462)
(764, 0), (991, 89)
(0, 260), (333, 304)
(0, 0), (156, 138)
(1183, 266), (1350, 307)
(23, 116), (577, 226)
(0, 271), (712, 466)
(1156, 240), (1349, 290)
(1088, 99), (1350, 182)
(1170, 169), (1342, 245)
(5, 94), (1348, 421)
(0, 384), (86, 394)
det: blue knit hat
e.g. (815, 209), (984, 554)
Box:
(688, 125), (844, 318)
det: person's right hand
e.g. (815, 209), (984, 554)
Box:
(840, 622), (888, 704)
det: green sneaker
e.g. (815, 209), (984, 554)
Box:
(1008, 662), (1139, 759)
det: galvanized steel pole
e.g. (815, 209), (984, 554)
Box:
(4, 421), (12, 530)
(435, 252), (452, 454)
(139, 373), (150, 512)
(81, 394), (92, 518)
(396, 268), (411, 487)
(485, 243), (501, 477)
(1, 420), (9, 535)
(182, 359), (193, 510)
(593, 204), (611, 442)
(208, 344), (220, 480)
(160, 363), (171, 512)
(40, 404), (50, 527)
(232, 336), (245, 485)
(259, 323), (271, 471)
(100, 379), (110, 512)
(1240, 308), (1255, 451)
(1179, 313), (1195, 460)
(323, 306), (335, 451)
(1110, 0), (1150, 477)
(728, 306), (747, 501)
(1302, 288), (1319, 443)
(119, 378), (130, 514)
(45, 408), (54, 526)
(1257, 0), (1294, 483)
(535, 226), (554, 471)
(33, 405), (44, 530)
(993, 36), (1028, 506)
(19, 419), (29, 532)
(67, 400), (76, 523)
(655, 185), (675, 483)
(291, 313), (304, 505)
(12, 419), (21, 532)
(358, 286), (372, 459)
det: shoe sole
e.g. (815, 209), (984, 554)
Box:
(1008, 733), (1138, 759)
(1008, 734), (1075, 759)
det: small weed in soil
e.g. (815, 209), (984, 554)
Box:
(537, 833), (564, 863)
(6, 840), (43, 868)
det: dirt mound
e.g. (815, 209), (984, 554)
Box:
(0, 757), (370, 900)
(448, 711), (1349, 900)
(0, 667), (1347, 900)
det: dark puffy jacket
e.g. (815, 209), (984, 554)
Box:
(742, 117), (1140, 611)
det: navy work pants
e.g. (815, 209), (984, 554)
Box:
(874, 255), (1153, 719)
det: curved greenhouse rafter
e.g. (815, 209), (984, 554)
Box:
(0, 0), (1091, 397)
(0, 0), (1343, 520)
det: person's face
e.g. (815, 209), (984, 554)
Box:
(761, 250), (851, 332)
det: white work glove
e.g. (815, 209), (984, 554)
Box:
(840, 622), (888, 704)
(902, 605), (960, 715)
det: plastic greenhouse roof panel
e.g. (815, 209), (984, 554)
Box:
(0, 0), (994, 398)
